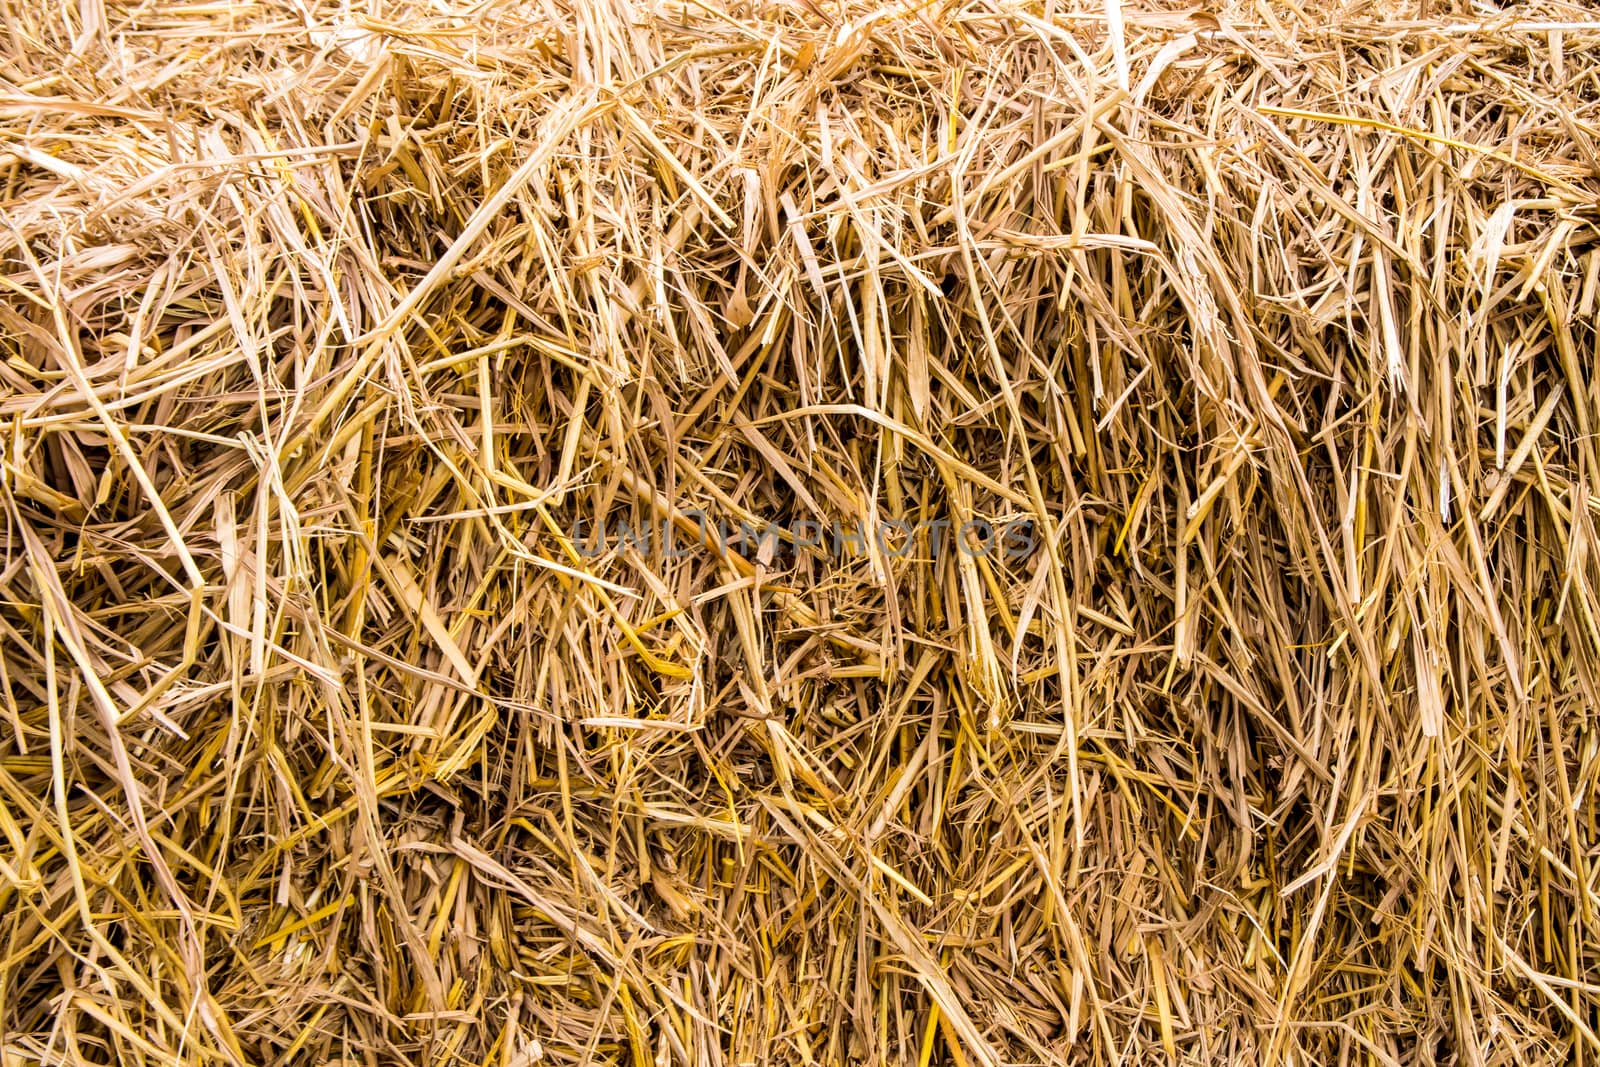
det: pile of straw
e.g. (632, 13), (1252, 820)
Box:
(5, 0), (1600, 1062)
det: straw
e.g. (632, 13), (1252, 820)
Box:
(4, 0), (1600, 1063)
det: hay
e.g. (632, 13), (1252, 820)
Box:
(3, 0), (1600, 1062)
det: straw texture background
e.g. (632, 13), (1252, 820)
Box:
(4, 0), (1600, 1063)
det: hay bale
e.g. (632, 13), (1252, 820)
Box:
(3, 0), (1599, 1063)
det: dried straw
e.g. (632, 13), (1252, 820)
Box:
(4, 0), (1600, 1063)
